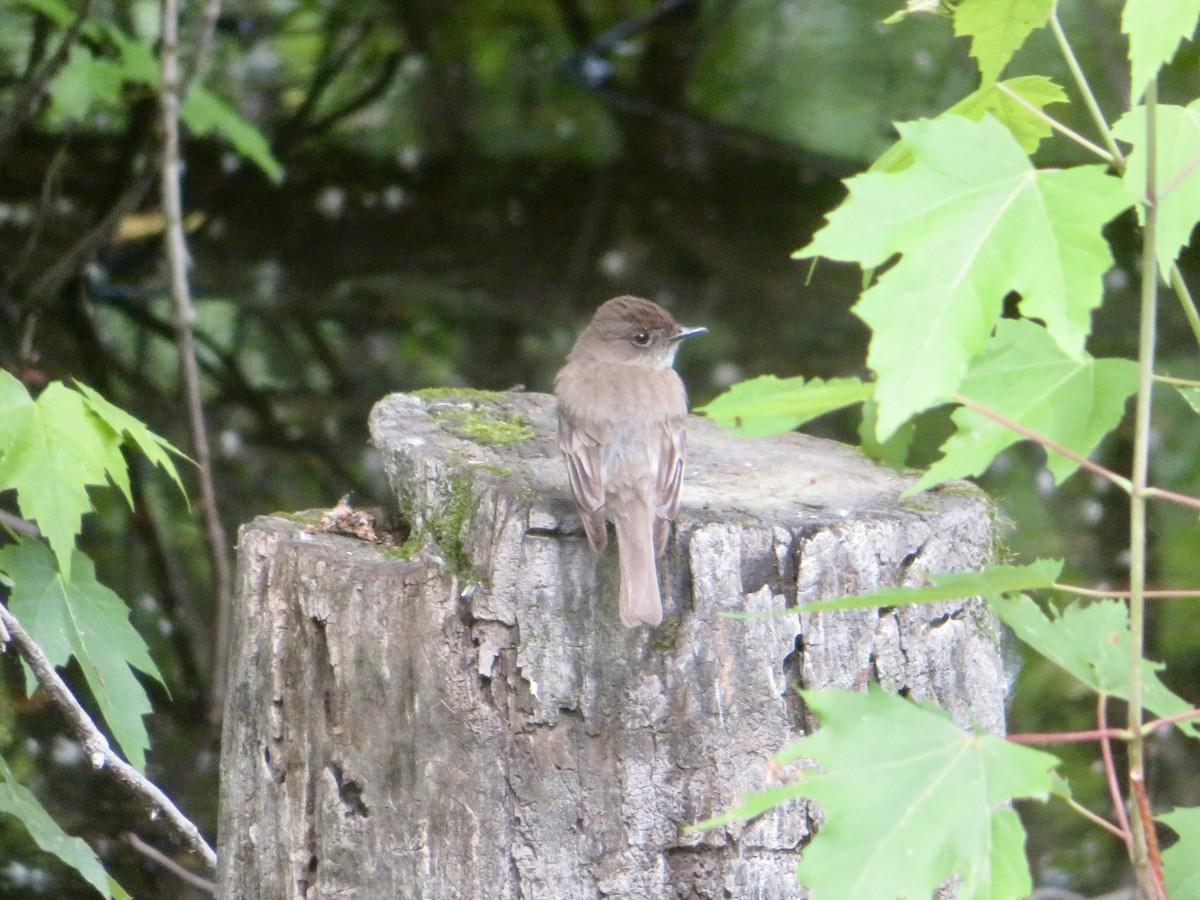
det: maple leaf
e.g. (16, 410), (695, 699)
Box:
(0, 540), (164, 772)
(798, 115), (1130, 439)
(953, 0), (1053, 84)
(911, 319), (1138, 493)
(697, 375), (872, 436)
(871, 77), (1068, 173)
(0, 757), (123, 898)
(1122, 0), (1200, 105)
(1114, 101), (1200, 277)
(991, 593), (1200, 738)
(0, 371), (186, 579)
(1160, 807), (1200, 899)
(780, 687), (1056, 899)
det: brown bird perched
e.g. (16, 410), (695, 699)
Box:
(554, 296), (706, 627)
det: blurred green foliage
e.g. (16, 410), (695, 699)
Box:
(0, 0), (1197, 895)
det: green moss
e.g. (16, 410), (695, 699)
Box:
(384, 535), (426, 560)
(412, 386), (506, 403)
(430, 407), (534, 446)
(651, 618), (681, 652)
(475, 462), (517, 478)
(427, 473), (476, 573)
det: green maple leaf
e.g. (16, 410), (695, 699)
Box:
(1122, 0), (1200, 105)
(911, 319), (1138, 493)
(0, 540), (164, 772)
(772, 687), (1055, 899)
(1160, 807), (1200, 899)
(0, 371), (186, 579)
(953, 0), (1053, 84)
(697, 375), (873, 436)
(0, 757), (122, 898)
(798, 115), (1130, 439)
(1114, 101), (1200, 277)
(858, 396), (916, 469)
(991, 593), (1200, 738)
(754, 559), (1061, 617)
(872, 76), (1068, 174)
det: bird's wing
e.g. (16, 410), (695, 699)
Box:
(653, 421), (685, 557)
(559, 414), (608, 552)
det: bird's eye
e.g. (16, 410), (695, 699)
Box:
(633, 331), (651, 346)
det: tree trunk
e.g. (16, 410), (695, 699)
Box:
(216, 390), (1007, 899)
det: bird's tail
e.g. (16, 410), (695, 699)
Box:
(611, 497), (663, 628)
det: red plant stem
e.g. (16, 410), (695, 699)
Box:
(1008, 726), (1128, 744)
(1130, 770), (1167, 900)
(952, 395), (1200, 512)
(1007, 706), (1200, 745)
(1098, 694), (1133, 851)
(951, 393), (1132, 491)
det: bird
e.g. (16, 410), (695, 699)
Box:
(554, 296), (706, 627)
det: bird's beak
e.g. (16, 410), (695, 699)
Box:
(670, 326), (707, 342)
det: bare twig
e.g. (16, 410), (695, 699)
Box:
(122, 832), (216, 895)
(0, 603), (216, 867)
(0, 0), (94, 165)
(1098, 694), (1133, 851)
(950, 393), (1133, 492)
(994, 81), (1113, 163)
(183, 0), (225, 93)
(1054, 583), (1200, 599)
(160, 0), (233, 721)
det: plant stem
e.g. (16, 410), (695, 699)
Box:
(1098, 694), (1133, 851)
(951, 393), (1132, 492)
(1048, 7), (1124, 166)
(995, 82), (1114, 163)
(160, 0), (233, 722)
(1152, 372), (1200, 389)
(0, 604), (216, 867)
(1126, 77), (1158, 897)
(1169, 264), (1200, 348)
(1054, 583), (1200, 599)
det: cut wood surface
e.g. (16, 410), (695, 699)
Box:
(217, 390), (1007, 899)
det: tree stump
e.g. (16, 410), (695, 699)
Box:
(216, 390), (1007, 899)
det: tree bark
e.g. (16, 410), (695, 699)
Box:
(217, 390), (1008, 899)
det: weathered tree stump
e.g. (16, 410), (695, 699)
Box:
(217, 390), (1007, 899)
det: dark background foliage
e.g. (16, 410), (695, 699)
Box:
(0, 0), (1197, 895)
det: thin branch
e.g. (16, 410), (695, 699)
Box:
(1168, 264), (1200, 349)
(1006, 707), (1200, 746)
(1054, 583), (1200, 599)
(1062, 794), (1128, 841)
(160, 0), (232, 722)
(950, 393), (1133, 492)
(0, 603), (216, 867)
(951, 394), (1200, 511)
(1141, 707), (1200, 732)
(1008, 725), (1130, 744)
(995, 82), (1114, 163)
(1126, 76), (1159, 895)
(1098, 694), (1133, 851)
(1152, 372), (1200, 389)
(121, 832), (215, 895)
(1139, 485), (1200, 512)
(182, 0), (225, 94)
(1130, 770), (1167, 900)
(0, 0), (94, 166)
(1048, 9), (1124, 166)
